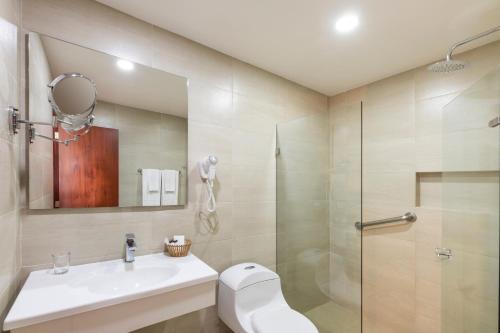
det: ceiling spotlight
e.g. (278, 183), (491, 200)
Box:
(335, 14), (359, 33)
(116, 59), (134, 71)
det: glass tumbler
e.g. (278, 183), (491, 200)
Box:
(52, 252), (71, 274)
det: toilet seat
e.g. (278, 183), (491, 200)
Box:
(251, 307), (318, 333)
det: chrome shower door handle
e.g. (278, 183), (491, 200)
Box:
(435, 248), (453, 260)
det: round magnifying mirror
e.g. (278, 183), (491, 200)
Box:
(48, 73), (96, 134)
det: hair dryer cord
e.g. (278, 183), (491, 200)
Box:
(205, 179), (216, 213)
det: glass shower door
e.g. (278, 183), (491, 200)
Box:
(441, 67), (500, 333)
(276, 100), (362, 333)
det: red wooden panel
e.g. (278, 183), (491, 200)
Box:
(54, 126), (119, 208)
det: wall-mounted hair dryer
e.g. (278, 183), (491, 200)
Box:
(199, 155), (218, 212)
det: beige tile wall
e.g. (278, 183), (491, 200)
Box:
(328, 91), (362, 333)
(0, 0), (20, 321)
(18, 0), (327, 331)
(329, 40), (500, 333)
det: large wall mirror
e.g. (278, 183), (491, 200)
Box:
(27, 32), (188, 209)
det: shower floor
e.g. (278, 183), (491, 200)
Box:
(305, 301), (360, 333)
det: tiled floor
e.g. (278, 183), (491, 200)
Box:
(305, 301), (361, 333)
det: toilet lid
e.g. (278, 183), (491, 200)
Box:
(251, 307), (318, 333)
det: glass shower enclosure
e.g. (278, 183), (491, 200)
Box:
(276, 101), (362, 333)
(441, 68), (499, 333)
(276, 67), (499, 333)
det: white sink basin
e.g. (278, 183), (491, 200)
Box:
(70, 264), (180, 295)
(4, 253), (218, 331)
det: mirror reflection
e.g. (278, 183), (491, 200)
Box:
(28, 32), (188, 209)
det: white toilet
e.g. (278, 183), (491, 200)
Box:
(218, 263), (318, 333)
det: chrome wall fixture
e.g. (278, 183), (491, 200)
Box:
(435, 247), (453, 260)
(137, 168), (185, 174)
(9, 72), (96, 145)
(488, 116), (500, 128)
(8, 105), (56, 142)
(355, 212), (417, 230)
(428, 25), (500, 73)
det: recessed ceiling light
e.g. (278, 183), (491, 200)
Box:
(116, 59), (134, 71)
(335, 14), (359, 33)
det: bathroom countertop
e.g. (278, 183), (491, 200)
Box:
(3, 253), (218, 331)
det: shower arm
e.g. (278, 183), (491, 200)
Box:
(446, 26), (500, 61)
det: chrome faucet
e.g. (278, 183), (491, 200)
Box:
(125, 233), (136, 262)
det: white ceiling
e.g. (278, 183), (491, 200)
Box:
(40, 34), (188, 118)
(96, 0), (500, 95)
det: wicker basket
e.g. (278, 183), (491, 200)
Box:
(165, 239), (192, 257)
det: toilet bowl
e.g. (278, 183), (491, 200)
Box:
(218, 263), (318, 333)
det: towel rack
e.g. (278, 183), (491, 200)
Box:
(137, 167), (185, 174)
(354, 212), (417, 230)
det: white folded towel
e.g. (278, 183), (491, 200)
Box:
(163, 170), (178, 192)
(142, 169), (161, 206)
(146, 169), (160, 192)
(161, 170), (179, 205)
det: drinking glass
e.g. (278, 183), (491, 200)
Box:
(52, 252), (71, 274)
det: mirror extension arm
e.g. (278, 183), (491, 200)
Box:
(28, 126), (79, 146)
(8, 106), (80, 145)
(8, 106), (53, 134)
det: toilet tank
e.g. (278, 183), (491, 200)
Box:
(218, 263), (285, 332)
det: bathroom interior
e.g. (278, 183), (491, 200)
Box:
(0, 0), (499, 332)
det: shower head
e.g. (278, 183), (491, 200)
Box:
(427, 58), (467, 73)
(428, 25), (500, 73)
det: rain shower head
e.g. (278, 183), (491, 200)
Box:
(427, 58), (467, 73)
(428, 25), (500, 73)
